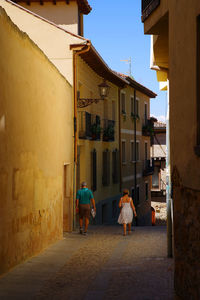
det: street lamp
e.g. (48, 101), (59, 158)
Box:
(77, 80), (110, 108)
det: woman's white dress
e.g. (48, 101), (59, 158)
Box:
(118, 199), (133, 224)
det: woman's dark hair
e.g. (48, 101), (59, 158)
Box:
(123, 189), (129, 196)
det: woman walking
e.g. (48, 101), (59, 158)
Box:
(118, 189), (137, 236)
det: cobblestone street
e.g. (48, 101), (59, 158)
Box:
(0, 226), (174, 300)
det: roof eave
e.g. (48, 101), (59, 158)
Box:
(71, 43), (128, 88)
(126, 77), (157, 98)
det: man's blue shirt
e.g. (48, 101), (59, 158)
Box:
(76, 188), (94, 204)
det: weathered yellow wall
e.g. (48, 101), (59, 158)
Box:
(0, 0), (84, 85)
(77, 57), (120, 203)
(0, 7), (73, 275)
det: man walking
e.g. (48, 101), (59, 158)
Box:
(76, 182), (96, 235)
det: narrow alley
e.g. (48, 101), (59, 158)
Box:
(0, 226), (174, 300)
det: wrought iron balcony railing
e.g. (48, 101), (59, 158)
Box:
(103, 119), (115, 142)
(142, 118), (154, 136)
(78, 112), (101, 140)
(142, 0), (160, 22)
(143, 159), (154, 176)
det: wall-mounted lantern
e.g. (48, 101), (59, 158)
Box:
(77, 80), (110, 108)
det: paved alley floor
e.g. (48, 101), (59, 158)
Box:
(0, 226), (174, 300)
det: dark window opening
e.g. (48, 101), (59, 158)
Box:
(112, 149), (119, 183)
(91, 149), (97, 192)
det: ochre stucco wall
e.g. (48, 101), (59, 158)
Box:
(0, 7), (73, 275)
(77, 56), (120, 203)
(169, 1), (200, 298)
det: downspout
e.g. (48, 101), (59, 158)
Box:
(166, 80), (173, 257)
(118, 88), (122, 192)
(72, 41), (91, 230)
(134, 89), (138, 225)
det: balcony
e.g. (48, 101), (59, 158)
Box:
(103, 119), (115, 142)
(142, 0), (160, 22)
(142, 118), (154, 136)
(143, 159), (154, 176)
(78, 111), (101, 140)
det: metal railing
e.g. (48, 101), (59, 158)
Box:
(142, 0), (160, 22)
(78, 112), (101, 140)
(142, 118), (154, 136)
(103, 119), (115, 142)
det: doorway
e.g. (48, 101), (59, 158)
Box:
(63, 164), (72, 232)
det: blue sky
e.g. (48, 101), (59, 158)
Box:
(84, 0), (167, 122)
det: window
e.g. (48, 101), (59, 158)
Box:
(131, 96), (134, 114)
(112, 101), (116, 121)
(145, 182), (149, 200)
(122, 141), (126, 163)
(136, 141), (139, 161)
(130, 141), (134, 162)
(102, 150), (110, 186)
(196, 16), (200, 152)
(121, 93), (126, 114)
(144, 103), (148, 122)
(112, 149), (119, 183)
(135, 99), (139, 116)
(91, 149), (97, 191)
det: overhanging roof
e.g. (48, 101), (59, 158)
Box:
(14, 0), (92, 15)
(70, 43), (128, 88)
(120, 75), (157, 98)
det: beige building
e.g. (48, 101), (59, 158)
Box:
(71, 45), (127, 225)
(0, 6), (73, 275)
(13, 0), (91, 36)
(119, 75), (156, 225)
(142, 0), (200, 298)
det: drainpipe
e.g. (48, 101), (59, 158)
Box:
(166, 80), (173, 257)
(118, 88), (122, 192)
(72, 41), (91, 230)
(134, 89), (138, 225)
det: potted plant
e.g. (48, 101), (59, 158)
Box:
(103, 124), (114, 141)
(91, 123), (101, 140)
(142, 124), (153, 136)
(131, 112), (140, 122)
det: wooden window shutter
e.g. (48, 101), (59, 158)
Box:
(91, 149), (97, 191)
(107, 150), (110, 185)
(102, 150), (110, 186)
(112, 149), (119, 183)
(86, 112), (91, 137)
